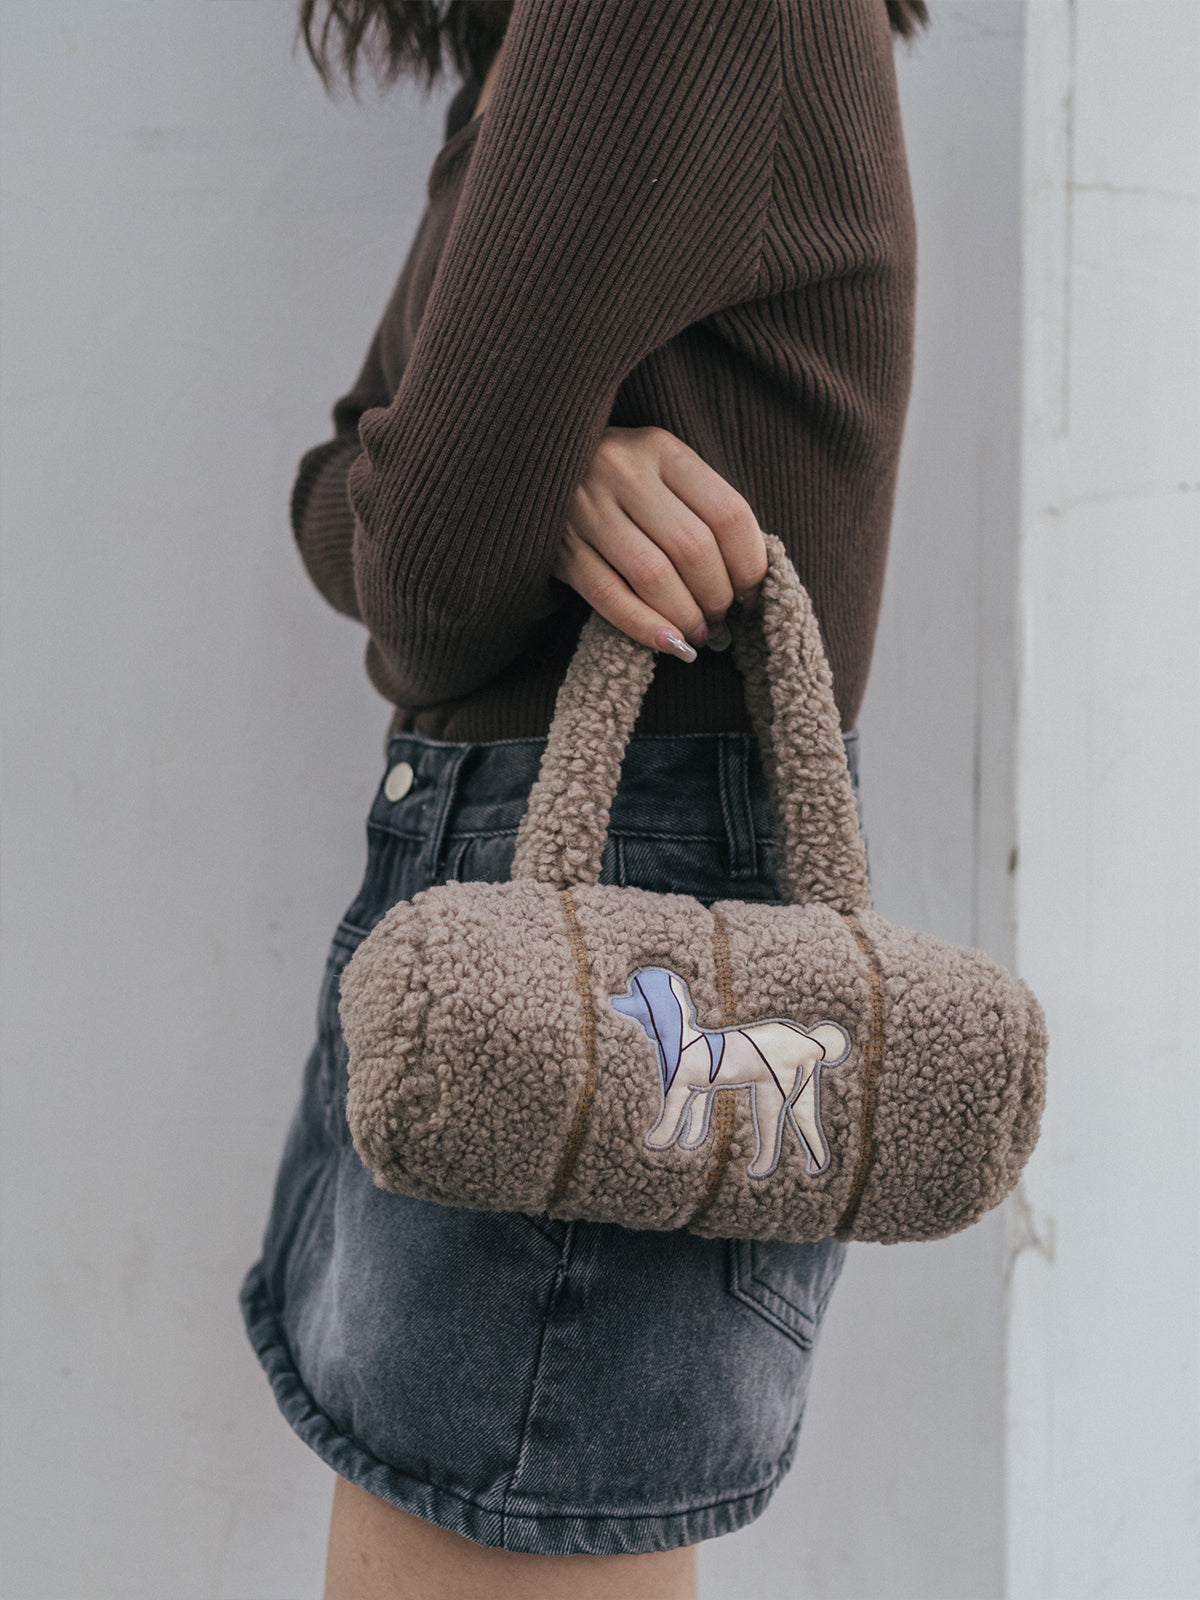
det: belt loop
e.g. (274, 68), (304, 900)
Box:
(717, 733), (757, 880)
(418, 745), (472, 884)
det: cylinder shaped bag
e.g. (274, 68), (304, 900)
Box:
(339, 534), (1047, 1243)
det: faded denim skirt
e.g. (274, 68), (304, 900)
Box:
(239, 724), (867, 1556)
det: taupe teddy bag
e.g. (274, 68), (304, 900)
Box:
(340, 533), (1047, 1243)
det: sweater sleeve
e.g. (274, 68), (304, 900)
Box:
(347, 0), (782, 709)
(290, 325), (391, 623)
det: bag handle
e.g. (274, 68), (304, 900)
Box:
(510, 531), (871, 913)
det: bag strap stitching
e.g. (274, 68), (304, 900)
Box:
(686, 912), (741, 1227)
(834, 913), (885, 1239)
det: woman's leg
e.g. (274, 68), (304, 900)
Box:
(324, 1476), (697, 1600)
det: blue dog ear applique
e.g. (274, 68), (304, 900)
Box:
(609, 967), (849, 1180)
(610, 968), (684, 1090)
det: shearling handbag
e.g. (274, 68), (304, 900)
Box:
(339, 533), (1047, 1243)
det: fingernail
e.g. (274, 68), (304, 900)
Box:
(656, 628), (698, 663)
(706, 624), (732, 652)
(687, 620), (709, 647)
(705, 609), (728, 628)
(736, 585), (761, 613)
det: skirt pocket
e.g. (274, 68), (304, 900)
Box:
(615, 829), (729, 897)
(726, 1236), (848, 1350)
(335, 822), (427, 943)
(314, 947), (353, 1146)
(446, 829), (619, 887)
(320, 824), (427, 1144)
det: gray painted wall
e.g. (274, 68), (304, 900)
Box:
(1008, 3), (1200, 1595)
(1, 4), (1023, 1595)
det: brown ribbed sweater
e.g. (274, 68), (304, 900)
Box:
(291, 0), (916, 740)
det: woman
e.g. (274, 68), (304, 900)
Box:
(240, 2), (926, 1594)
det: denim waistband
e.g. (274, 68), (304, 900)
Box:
(372, 726), (862, 889)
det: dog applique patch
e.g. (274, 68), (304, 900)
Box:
(610, 967), (849, 1179)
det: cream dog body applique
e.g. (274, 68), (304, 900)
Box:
(610, 968), (849, 1180)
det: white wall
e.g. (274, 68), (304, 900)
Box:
(1007, 4), (1200, 1597)
(8, 3), (1186, 1599)
(1, 5), (447, 1595)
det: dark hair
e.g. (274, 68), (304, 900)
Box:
(297, 0), (930, 96)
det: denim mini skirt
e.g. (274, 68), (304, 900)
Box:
(239, 724), (867, 1556)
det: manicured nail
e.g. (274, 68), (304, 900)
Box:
(706, 624), (732, 652)
(656, 628), (698, 662)
(687, 619), (709, 648)
(736, 585), (761, 613)
(705, 609), (728, 628)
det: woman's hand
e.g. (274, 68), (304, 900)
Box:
(553, 426), (767, 660)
